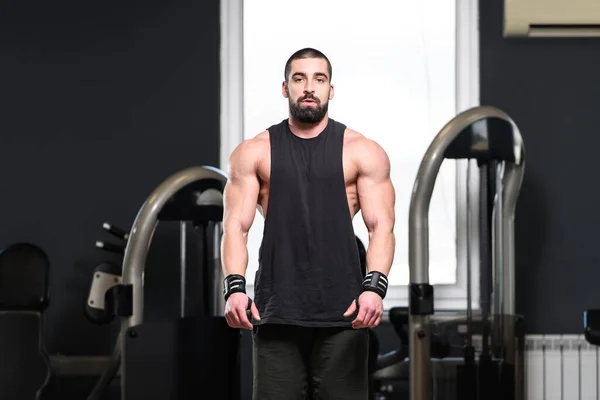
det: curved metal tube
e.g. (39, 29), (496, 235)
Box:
(492, 161), (525, 318)
(120, 166), (228, 399)
(121, 165), (228, 331)
(87, 334), (121, 400)
(498, 161), (526, 400)
(408, 105), (525, 400)
(213, 222), (225, 316)
(491, 156), (525, 400)
(489, 114), (525, 346)
(86, 166), (228, 400)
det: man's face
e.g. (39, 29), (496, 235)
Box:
(282, 57), (334, 124)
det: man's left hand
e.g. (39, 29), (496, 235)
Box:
(343, 291), (383, 329)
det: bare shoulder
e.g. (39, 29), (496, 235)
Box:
(344, 128), (390, 173)
(232, 130), (269, 156)
(228, 130), (270, 176)
(343, 127), (364, 145)
(251, 129), (271, 145)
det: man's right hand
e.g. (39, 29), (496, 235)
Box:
(224, 292), (261, 330)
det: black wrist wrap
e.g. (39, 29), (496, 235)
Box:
(362, 271), (388, 299)
(223, 274), (246, 301)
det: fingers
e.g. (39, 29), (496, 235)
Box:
(250, 302), (261, 322)
(343, 300), (357, 317)
(225, 311), (234, 327)
(352, 307), (368, 329)
(365, 309), (381, 328)
(352, 305), (383, 329)
(373, 315), (382, 327)
(354, 311), (381, 328)
(226, 306), (252, 329)
(224, 294), (256, 330)
(367, 303), (383, 327)
(235, 306), (253, 330)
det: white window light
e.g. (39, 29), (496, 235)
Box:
(220, 0), (480, 311)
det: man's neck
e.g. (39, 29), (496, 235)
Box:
(288, 115), (329, 139)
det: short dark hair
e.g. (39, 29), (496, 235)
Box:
(284, 48), (332, 82)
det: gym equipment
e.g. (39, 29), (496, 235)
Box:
(95, 222), (128, 255)
(85, 221), (127, 325)
(584, 309), (600, 345)
(86, 165), (240, 400)
(355, 236), (390, 400)
(0, 242), (52, 400)
(373, 308), (452, 399)
(407, 105), (526, 400)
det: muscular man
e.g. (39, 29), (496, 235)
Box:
(221, 48), (396, 400)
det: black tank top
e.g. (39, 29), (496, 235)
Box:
(254, 118), (363, 328)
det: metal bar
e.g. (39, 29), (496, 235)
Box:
(409, 105), (525, 400)
(119, 165), (228, 400)
(500, 160), (526, 400)
(213, 221), (225, 316)
(180, 221), (188, 318)
(49, 355), (120, 377)
(493, 163), (505, 316)
(500, 161), (525, 316)
(121, 166), (227, 329)
(492, 163), (505, 354)
(466, 160), (473, 348)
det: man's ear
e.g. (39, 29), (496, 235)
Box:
(282, 81), (289, 98)
(329, 84), (335, 100)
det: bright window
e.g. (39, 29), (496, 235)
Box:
(220, 0), (480, 310)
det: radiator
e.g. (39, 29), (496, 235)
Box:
(526, 334), (598, 400)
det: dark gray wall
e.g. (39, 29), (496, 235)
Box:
(0, 0), (220, 356)
(480, 0), (600, 333)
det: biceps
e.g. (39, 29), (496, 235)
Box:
(358, 177), (395, 232)
(222, 176), (260, 235)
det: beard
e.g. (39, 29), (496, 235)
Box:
(289, 94), (329, 124)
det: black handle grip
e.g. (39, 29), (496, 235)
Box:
(102, 222), (129, 241)
(95, 241), (125, 255)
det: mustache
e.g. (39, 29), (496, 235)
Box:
(298, 94), (320, 104)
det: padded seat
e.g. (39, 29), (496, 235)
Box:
(0, 243), (51, 400)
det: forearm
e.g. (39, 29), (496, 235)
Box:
(366, 227), (395, 276)
(221, 225), (250, 277)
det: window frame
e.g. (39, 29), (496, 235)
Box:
(219, 0), (481, 311)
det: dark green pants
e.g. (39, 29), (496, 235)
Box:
(252, 324), (369, 400)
